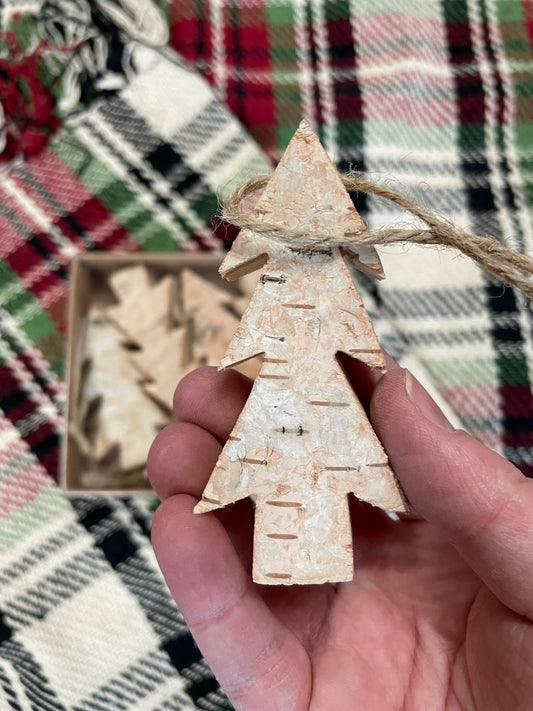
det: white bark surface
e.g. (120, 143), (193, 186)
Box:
(195, 120), (407, 585)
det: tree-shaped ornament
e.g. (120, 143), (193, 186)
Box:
(194, 120), (407, 585)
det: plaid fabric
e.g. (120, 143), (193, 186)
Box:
(0, 10), (269, 707)
(0, 454), (229, 709)
(1, 1), (533, 708)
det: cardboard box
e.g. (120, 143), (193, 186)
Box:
(62, 252), (247, 495)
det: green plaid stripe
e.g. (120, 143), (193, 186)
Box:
(498, 3), (533, 211)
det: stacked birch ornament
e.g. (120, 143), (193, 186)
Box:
(72, 263), (259, 491)
(195, 120), (407, 585)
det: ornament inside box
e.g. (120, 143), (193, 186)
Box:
(63, 253), (259, 495)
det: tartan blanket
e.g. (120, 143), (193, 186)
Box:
(1, 0), (533, 708)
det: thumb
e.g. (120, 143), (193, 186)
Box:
(371, 368), (533, 620)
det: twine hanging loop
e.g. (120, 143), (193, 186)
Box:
(222, 171), (533, 301)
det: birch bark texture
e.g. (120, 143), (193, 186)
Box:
(194, 120), (407, 585)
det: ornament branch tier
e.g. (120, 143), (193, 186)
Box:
(194, 119), (407, 585)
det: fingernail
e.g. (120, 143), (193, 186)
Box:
(405, 369), (455, 432)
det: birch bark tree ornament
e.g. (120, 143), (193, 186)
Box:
(194, 120), (407, 586)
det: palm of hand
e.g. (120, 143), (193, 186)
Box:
(222, 494), (530, 711)
(149, 367), (533, 711)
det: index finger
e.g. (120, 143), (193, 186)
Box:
(148, 366), (251, 501)
(173, 366), (252, 444)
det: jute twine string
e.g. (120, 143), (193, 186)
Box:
(222, 172), (533, 301)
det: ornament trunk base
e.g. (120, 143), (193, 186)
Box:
(253, 492), (353, 585)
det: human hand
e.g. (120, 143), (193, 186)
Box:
(148, 362), (533, 711)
